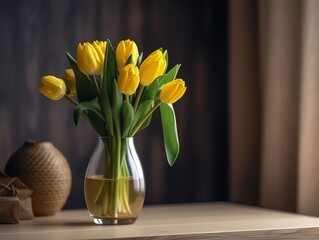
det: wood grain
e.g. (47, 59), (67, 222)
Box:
(1, 202), (319, 240)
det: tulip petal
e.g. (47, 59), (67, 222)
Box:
(160, 79), (186, 104)
(139, 49), (167, 86)
(116, 39), (139, 70)
(117, 64), (140, 96)
(38, 75), (66, 100)
(77, 42), (100, 75)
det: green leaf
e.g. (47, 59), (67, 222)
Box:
(163, 50), (169, 73)
(102, 39), (117, 97)
(129, 99), (154, 136)
(159, 103), (180, 166)
(159, 64), (181, 86)
(142, 78), (160, 101)
(100, 39), (118, 136)
(142, 64), (181, 101)
(111, 78), (123, 137)
(138, 112), (152, 131)
(100, 89), (113, 136)
(121, 101), (134, 137)
(73, 97), (108, 137)
(66, 52), (97, 102)
(73, 97), (104, 126)
(125, 54), (133, 66)
(136, 52), (143, 67)
(87, 111), (108, 137)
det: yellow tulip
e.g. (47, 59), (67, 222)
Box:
(116, 39), (139, 70)
(160, 79), (186, 104)
(38, 75), (66, 100)
(64, 68), (76, 96)
(139, 49), (167, 86)
(117, 64), (140, 96)
(77, 42), (100, 75)
(92, 40), (107, 75)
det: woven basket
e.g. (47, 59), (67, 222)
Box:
(5, 141), (72, 216)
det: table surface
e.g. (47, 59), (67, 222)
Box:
(1, 202), (319, 240)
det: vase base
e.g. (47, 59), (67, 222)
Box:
(92, 217), (137, 225)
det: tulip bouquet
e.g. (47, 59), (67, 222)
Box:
(38, 39), (186, 221)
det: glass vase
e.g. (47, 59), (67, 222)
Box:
(84, 137), (145, 225)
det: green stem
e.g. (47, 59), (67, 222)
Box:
(133, 85), (144, 112)
(103, 138), (111, 178)
(64, 95), (78, 105)
(98, 137), (132, 218)
(130, 100), (161, 136)
(91, 75), (101, 95)
(107, 136), (121, 218)
(115, 137), (121, 179)
(100, 138), (109, 216)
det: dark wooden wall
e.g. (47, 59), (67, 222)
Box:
(0, 0), (228, 208)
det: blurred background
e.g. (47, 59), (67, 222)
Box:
(0, 0), (228, 209)
(3, 0), (319, 217)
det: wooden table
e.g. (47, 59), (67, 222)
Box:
(1, 202), (319, 239)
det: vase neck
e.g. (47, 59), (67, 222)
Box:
(98, 137), (134, 146)
(98, 136), (133, 141)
